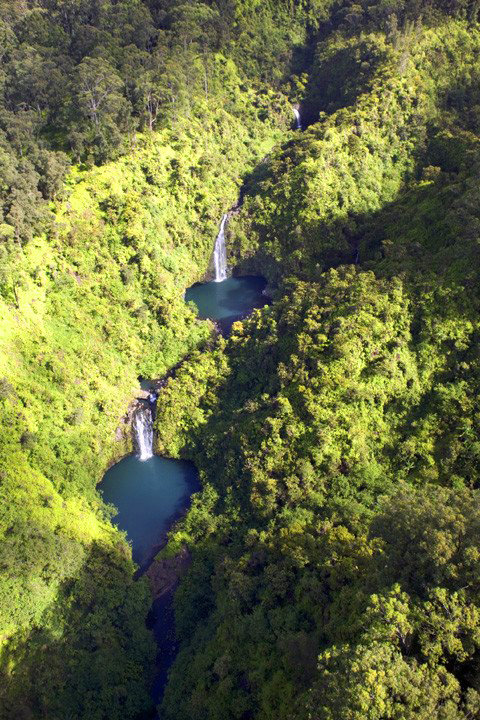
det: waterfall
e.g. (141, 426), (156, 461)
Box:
(293, 107), (302, 130)
(213, 214), (228, 282)
(134, 405), (153, 461)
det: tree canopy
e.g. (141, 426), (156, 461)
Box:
(1, 0), (480, 718)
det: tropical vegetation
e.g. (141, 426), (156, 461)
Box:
(1, 0), (480, 719)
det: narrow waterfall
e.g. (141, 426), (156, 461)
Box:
(293, 107), (302, 130)
(134, 405), (154, 461)
(213, 214), (228, 282)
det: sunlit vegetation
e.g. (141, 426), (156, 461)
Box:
(1, 0), (480, 718)
(152, 2), (480, 719)
(0, 1), (314, 716)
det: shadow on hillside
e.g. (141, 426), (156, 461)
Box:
(179, 145), (480, 524)
(301, 40), (388, 126)
(231, 115), (480, 284)
(0, 541), (156, 720)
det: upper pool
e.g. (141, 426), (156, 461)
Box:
(185, 275), (269, 333)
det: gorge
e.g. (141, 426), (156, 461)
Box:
(1, 2), (480, 720)
(98, 214), (272, 708)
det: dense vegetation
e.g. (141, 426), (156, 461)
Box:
(153, 2), (480, 719)
(0, 1), (314, 717)
(1, 0), (480, 719)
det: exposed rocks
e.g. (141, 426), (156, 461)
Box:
(146, 546), (191, 600)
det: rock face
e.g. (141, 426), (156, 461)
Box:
(146, 547), (191, 600)
(113, 390), (151, 452)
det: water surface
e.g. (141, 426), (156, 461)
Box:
(99, 455), (199, 569)
(186, 275), (269, 333)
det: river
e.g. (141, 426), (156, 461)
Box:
(98, 269), (268, 712)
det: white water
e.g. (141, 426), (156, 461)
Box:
(214, 214), (228, 282)
(134, 406), (153, 461)
(293, 107), (302, 130)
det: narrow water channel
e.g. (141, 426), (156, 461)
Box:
(98, 228), (271, 712)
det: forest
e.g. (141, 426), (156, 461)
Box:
(0, 0), (480, 718)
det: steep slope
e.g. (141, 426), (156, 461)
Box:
(0, 1), (316, 716)
(2, 0), (480, 718)
(152, 9), (480, 720)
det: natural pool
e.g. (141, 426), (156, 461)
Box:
(99, 452), (199, 709)
(185, 275), (269, 333)
(99, 454), (199, 570)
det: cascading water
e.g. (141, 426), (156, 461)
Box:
(213, 214), (228, 282)
(293, 107), (302, 130)
(134, 405), (154, 461)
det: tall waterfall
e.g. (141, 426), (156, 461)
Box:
(293, 107), (302, 130)
(213, 214), (228, 282)
(134, 405), (153, 461)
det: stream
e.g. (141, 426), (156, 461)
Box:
(97, 195), (279, 711)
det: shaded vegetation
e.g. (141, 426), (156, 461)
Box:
(152, 3), (480, 719)
(2, 0), (480, 718)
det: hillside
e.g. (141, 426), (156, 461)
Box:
(0, 1), (307, 716)
(1, 1), (480, 719)
(154, 5), (480, 720)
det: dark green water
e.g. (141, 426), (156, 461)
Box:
(139, 377), (154, 391)
(99, 455), (199, 569)
(185, 275), (269, 332)
(99, 276), (268, 709)
(99, 454), (199, 708)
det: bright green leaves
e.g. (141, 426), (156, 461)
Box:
(310, 641), (465, 720)
(418, 588), (480, 664)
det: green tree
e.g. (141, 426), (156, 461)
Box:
(308, 641), (466, 720)
(74, 56), (131, 158)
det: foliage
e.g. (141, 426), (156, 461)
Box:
(2, 0), (480, 718)
(152, 9), (480, 720)
(0, 1), (308, 716)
